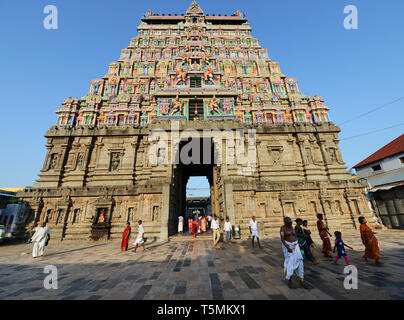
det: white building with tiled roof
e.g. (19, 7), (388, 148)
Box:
(353, 134), (404, 229)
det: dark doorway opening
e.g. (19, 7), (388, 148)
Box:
(188, 99), (204, 120)
(190, 77), (202, 88)
(170, 137), (217, 236)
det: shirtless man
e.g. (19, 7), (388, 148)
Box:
(280, 217), (311, 289)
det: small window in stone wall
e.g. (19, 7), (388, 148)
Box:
(72, 209), (80, 224)
(190, 77), (201, 88)
(372, 164), (382, 172)
(400, 156), (404, 164)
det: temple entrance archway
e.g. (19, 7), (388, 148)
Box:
(168, 137), (222, 236)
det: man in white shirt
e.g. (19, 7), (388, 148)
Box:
(249, 216), (262, 249)
(132, 220), (146, 253)
(178, 216), (184, 235)
(31, 222), (50, 258)
(211, 215), (220, 247)
(224, 217), (232, 243)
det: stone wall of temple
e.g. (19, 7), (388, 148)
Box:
(18, 3), (374, 240)
(18, 120), (373, 241)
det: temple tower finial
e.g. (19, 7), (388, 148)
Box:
(186, 1), (204, 15)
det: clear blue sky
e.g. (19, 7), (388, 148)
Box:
(1, 0), (404, 195)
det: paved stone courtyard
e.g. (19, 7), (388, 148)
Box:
(0, 229), (403, 300)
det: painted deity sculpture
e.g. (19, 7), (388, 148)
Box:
(209, 97), (221, 115)
(170, 98), (184, 116)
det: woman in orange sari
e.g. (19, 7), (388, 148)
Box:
(121, 222), (131, 251)
(359, 216), (382, 265)
(316, 214), (333, 257)
(192, 219), (199, 238)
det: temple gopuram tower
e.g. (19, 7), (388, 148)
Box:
(19, 2), (373, 241)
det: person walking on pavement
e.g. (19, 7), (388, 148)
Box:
(30, 221), (50, 258)
(249, 216), (262, 249)
(224, 217), (232, 243)
(132, 220), (146, 253)
(211, 215), (220, 247)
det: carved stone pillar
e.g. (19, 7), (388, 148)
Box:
(159, 184), (170, 241)
(317, 137), (329, 167)
(41, 141), (54, 172)
(343, 195), (358, 229)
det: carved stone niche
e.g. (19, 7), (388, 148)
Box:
(327, 147), (338, 164)
(90, 198), (115, 241)
(54, 208), (68, 226)
(152, 205), (160, 222)
(109, 150), (124, 172)
(92, 197), (115, 224)
(266, 145), (284, 166)
(48, 153), (59, 170)
(304, 147), (315, 165)
(75, 153), (84, 171)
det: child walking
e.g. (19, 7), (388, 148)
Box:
(332, 231), (353, 265)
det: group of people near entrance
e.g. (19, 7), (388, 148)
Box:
(119, 212), (382, 290)
(281, 214), (382, 289)
(178, 214), (262, 249)
(184, 214), (209, 237)
(30, 211), (383, 291)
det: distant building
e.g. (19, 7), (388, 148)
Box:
(353, 134), (404, 229)
(186, 197), (212, 219)
(0, 189), (31, 238)
(0, 189), (14, 211)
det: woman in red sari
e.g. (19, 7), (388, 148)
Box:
(192, 219), (199, 238)
(316, 214), (333, 257)
(188, 217), (193, 234)
(121, 222), (131, 251)
(359, 216), (382, 265)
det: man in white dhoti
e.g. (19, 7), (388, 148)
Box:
(31, 222), (50, 259)
(132, 220), (146, 253)
(249, 216), (262, 249)
(178, 216), (184, 235)
(211, 215), (220, 247)
(280, 217), (311, 289)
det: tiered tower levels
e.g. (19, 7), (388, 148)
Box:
(18, 2), (374, 242)
(56, 2), (330, 127)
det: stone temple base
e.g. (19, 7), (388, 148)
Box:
(18, 120), (374, 241)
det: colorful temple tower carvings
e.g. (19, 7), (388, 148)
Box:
(55, 1), (330, 127)
(20, 2), (374, 242)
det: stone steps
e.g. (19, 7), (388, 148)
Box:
(169, 233), (213, 242)
(63, 226), (92, 241)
